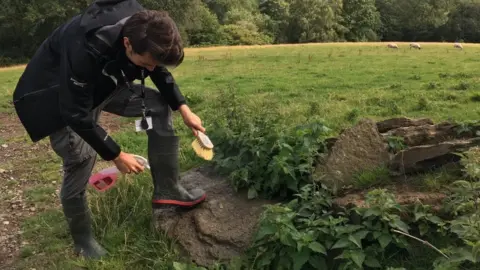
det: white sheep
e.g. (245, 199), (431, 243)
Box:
(410, 43), (421, 50)
(454, 42), (463, 50)
(387, 43), (399, 49)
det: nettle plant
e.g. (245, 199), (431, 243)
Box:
(207, 89), (331, 199)
(245, 186), (418, 270)
(434, 147), (480, 269)
(241, 151), (480, 269)
(441, 147), (480, 217)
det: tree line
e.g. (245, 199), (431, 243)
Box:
(1, 0), (480, 65)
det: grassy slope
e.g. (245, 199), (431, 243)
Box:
(1, 43), (479, 269)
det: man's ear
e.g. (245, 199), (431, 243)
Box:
(123, 37), (131, 50)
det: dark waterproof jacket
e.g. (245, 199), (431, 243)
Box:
(12, 0), (187, 161)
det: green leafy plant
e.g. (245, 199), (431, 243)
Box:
(244, 186), (426, 270)
(411, 204), (447, 236)
(387, 136), (407, 153)
(460, 147), (480, 180)
(433, 213), (480, 269)
(173, 262), (207, 270)
(453, 120), (480, 136)
(433, 147), (480, 269)
(208, 90), (331, 199)
(443, 148), (480, 216)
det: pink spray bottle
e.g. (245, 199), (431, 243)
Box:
(88, 155), (150, 192)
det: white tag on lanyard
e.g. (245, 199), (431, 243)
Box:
(121, 69), (151, 132)
(135, 116), (152, 132)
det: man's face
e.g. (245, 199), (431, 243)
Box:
(123, 37), (159, 72)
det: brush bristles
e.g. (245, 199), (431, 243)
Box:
(192, 139), (214, 160)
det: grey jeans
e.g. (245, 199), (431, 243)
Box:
(49, 84), (174, 200)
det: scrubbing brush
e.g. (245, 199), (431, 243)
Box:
(191, 131), (214, 160)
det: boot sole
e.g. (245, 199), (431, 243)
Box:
(152, 194), (206, 209)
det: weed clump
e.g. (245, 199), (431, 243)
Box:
(470, 93), (480, 102)
(416, 97), (430, 111)
(453, 81), (470, 91)
(345, 108), (360, 122)
(207, 88), (332, 199)
(427, 82), (439, 90)
(409, 75), (422, 80)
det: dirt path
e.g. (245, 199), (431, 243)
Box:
(0, 141), (53, 267)
(0, 111), (48, 267)
(0, 111), (123, 268)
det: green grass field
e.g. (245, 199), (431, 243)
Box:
(1, 42), (480, 269)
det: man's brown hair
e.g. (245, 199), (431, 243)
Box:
(122, 10), (184, 66)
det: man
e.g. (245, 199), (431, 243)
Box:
(12, 0), (207, 259)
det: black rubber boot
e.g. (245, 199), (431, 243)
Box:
(147, 132), (206, 209)
(62, 195), (107, 259)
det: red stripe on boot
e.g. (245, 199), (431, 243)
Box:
(152, 194), (206, 206)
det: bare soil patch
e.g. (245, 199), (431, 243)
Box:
(334, 183), (447, 210)
(0, 111), (123, 143)
(0, 139), (55, 268)
(0, 113), (26, 141)
(98, 112), (124, 135)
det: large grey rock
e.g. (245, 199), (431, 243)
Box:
(389, 138), (480, 174)
(383, 122), (467, 147)
(376, 117), (434, 133)
(154, 167), (272, 267)
(314, 119), (390, 191)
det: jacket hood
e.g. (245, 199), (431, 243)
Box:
(94, 16), (130, 49)
(79, 0), (144, 35)
(81, 1), (146, 83)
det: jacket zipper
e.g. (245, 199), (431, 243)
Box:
(13, 84), (61, 104)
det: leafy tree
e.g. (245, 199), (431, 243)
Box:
(0, 0), (91, 64)
(443, 0), (480, 42)
(184, 4), (225, 46)
(342, 0), (381, 41)
(375, 0), (454, 41)
(202, 0), (259, 23)
(259, 0), (291, 43)
(287, 0), (346, 43)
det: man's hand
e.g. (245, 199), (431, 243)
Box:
(113, 151), (145, 174)
(179, 104), (206, 136)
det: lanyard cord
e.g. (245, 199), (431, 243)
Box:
(121, 68), (149, 130)
(140, 68), (146, 118)
(139, 69), (149, 129)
